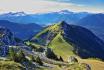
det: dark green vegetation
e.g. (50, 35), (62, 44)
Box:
(9, 47), (27, 62)
(32, 21), (104, 60)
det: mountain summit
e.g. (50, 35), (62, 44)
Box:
(32, 21), (104, 60)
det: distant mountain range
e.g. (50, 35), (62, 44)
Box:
(0, 10), (89, 25)
(77, 13), (104, 41)
(32, 21), (104, 60)
(0, 10), (104, 42)
(0, 20), (43, 40)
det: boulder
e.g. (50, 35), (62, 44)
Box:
(68, 56), (78, 63)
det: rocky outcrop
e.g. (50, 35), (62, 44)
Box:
(0, 27), (16, 56)
(68, 56), (78, 63)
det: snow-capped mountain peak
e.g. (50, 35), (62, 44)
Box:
(1, 12), (26, 16)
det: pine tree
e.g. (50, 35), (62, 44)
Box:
(45, 48), (58, 60)
(17, 50), (26, 62)
(9, 47), (17, 61)
(59, 56), (64, 62)
(30, 55), (36, 62)
(36, 56), (43, 65)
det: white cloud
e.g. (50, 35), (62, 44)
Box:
(0, 0), (104, 14)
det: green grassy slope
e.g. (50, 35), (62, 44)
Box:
(48, 32), (74, 60)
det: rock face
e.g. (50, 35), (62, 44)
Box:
(0, 27), (16, 56)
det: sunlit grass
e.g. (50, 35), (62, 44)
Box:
(49, 33), (74, 60)
(0, 60), (24, 70)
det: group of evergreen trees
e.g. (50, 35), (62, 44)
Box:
(9, 47), (43, 66)
(45, 48), (64, 61)
(9, 47), (27, 62)
(30, 55), (43, 65)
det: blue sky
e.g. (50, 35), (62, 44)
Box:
(49, 0), (104, 5)
(47, 0), (104, 8)
(0, 0), (104, 14)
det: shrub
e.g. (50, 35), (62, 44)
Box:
(30, 55), (36, 62)
(36, 47), (44, 52)
(16, 50), (26, 62)
(59, 56), (64, 62)
(35, 56), (43, 66)
(9, 47), (17, 62)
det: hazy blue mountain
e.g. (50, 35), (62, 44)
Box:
(0, 20), (43, 40)
(0, 10), (89, 25)
(77, 13), (104, 41)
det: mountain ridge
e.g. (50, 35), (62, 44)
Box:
(32, 21), (104, 60)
